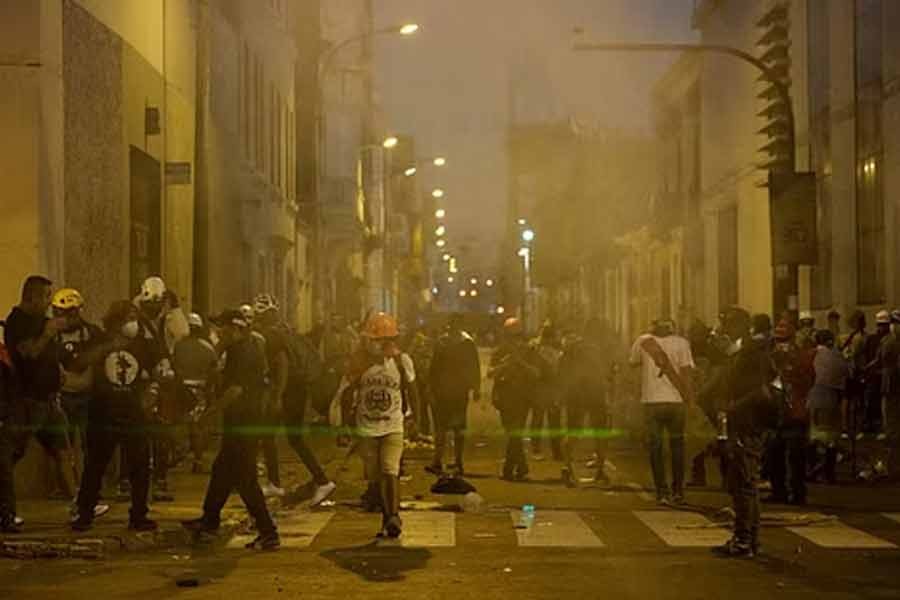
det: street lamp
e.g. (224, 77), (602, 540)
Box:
(435, 225), (446, 236)
(433, 157), (447, 167)
(398, 23), (420, 35)
(517, 218), (527, 226)
(382, 136), (399, 149)
(496, 305), (506, 315)
(442, 253), (451, 261)
(435, 208), (446, 219)
(470, 289), (479, 298)
(486, 279), (494, 287)
(522, 228), (535, 243)
(470, 277), (478, 286)
(432, 188), (445, 199)
(436, 239), (446, 248)
(448, 276), (455, 284)
(404, 166), (417, 177)
(458, 290), (467, 298)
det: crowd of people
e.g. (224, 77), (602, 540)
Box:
(3, 273), (898, 555)
(627, 306), (900, 559)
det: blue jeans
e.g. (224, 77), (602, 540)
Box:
(644, 403), (686, 497)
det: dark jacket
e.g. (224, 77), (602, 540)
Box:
(728, 337), (778, 436)
(430, 331), (480, 401)
(490, 340), (540, 413)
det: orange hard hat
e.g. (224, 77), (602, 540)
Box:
(503, 317), (523, 333)
(362, 312), (399, 339)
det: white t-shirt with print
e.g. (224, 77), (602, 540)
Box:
(629, 334), (694, 404)
(356, 354), (416, 437)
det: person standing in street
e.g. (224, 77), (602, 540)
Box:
(253, 294), (336, 506)
(490, 318), (540, 481)
(530, 323), (564, 461)
(862, 311), (892, 435)
(3, 276), (79, 518)
(72, 301), (159, 532)
(342, 313), (413, 539)
(808, 329), (849, 484)
(765, 320), (814, 505)
(629, 318), (695, 505)
(183, 309), (280, 550)
(560, 318), (613, 486)
(428, 314), (480, 476)
(172, 313), (219, 474)
(714, 310), (778, 559)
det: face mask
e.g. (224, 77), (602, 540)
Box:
(121, 320), (140, 339)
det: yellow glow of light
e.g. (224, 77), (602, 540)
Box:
(436, 239), (446, 248)
(496, 306), (506, 315)
(442, 253), (451, 261)
(458, 290), (467, 298)
(435, 225), (446, 236)
(448, 276), (455, 284)
(486, 279), (494, 287)
(383, 136), (399, 149)
(470, 289), (479, 297)
(435, 208), (446, 219)
(433, 157), (447, 167)
(470, 278), (478, 285)
(400, 23), (420, 36)
(404, 166), (417, 177)
(432, 189), (445, 198)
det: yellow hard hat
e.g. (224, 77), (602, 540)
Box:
(52, 288), (85, 311)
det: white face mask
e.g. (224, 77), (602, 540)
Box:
(121, 320), (140, 339)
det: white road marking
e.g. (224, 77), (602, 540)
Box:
(227, 512), (334, 549)
(634, 510), (731, 547)
(511, 510), (604, 547)
(785, 512), (896, 549)
(400, 511), (456, 547)
(626, 482), (654, 502)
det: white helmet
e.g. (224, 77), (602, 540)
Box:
(253, 294), (280, 315)
(239, 304), (255, 321)
(876, 310), (891, 324)
(140, 276), (167, 302)
(798, 310), (814, 323)
(187, 312), (203, 328)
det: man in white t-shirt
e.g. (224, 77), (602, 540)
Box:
(629, 319), (695, 505)
(344, 313), (416, 540)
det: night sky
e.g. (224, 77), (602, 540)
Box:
(374, 1), (697, 274)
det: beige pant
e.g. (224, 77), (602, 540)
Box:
(358, 432), (404, 478)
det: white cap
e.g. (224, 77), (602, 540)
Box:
(799, 310), (814, 322)
(876, 310), (891, 324)
(187, 312), (203, 328)
(140, 276), (167, 302)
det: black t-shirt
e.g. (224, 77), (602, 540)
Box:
(58, 322), (105, 393)
(3, 306), (60, 400)
(92, 338), (155, 423)
(222, 336), (267, 423)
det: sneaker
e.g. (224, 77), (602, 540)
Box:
(128, 518), (158, 532)
(712, 538), (755, 559)
(70, 516), (93, 532)
(261, 482), (286, 498)
(1, 515), (24, 534)
(182, 517), (219, 533)
(310, 481), (337, 507)
(385, 515), (403, 539)
(245, 532), (281, 550)
(70, 503), (111, 522)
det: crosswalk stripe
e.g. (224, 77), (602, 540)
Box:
(634, 510), (731, 547)
(784, 512), (896, 549)
(227, 512), (334, 549)
(511, 510), (604, 547)
(400, 512), (456, 547)
(883, 513), (900, 525)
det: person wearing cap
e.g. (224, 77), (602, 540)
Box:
(861, 311), (892, 434)
(341, 312), (415, 539)
(489, 317), (541, 481)
(766, 320), (814, 505)
(713, 308), (776, 558)
(629, 318), (695, 505)
(183, 309), (280, 550)
(796, 311), (816, 350)
(172, 313), (219, 473)
(252, 294), (336, 506)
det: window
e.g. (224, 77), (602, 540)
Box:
(855, 0), (884, 304)
(718, 207), (738, 308)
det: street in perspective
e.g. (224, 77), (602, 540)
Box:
(2, 0), (900, 598)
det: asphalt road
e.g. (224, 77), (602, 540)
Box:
(3, 358), (900, 600)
